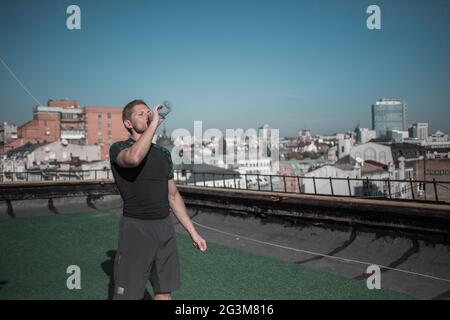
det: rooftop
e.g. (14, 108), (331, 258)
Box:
(0, 192), (449, 300)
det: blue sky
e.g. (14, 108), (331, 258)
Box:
(0, 0), (449, 137)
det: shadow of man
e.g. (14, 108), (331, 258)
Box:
(101, 250), (152, 300)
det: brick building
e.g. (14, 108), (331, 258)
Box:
(412, 158), (450, 202)
(84, 107), (129, 160)
(1, 99), (129, 160)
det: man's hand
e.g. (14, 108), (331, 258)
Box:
(191, 234), (207, 253)
(147, 104), (164, 128)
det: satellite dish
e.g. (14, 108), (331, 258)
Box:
(61, 139), (68, 146)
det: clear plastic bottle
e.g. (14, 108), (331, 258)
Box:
(157, 100), (173, 119)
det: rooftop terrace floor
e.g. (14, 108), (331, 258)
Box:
(0, 208), (414, 300)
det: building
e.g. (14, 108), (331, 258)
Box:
(0, 122), (18, 144)
(391, 143), (425, 162)
(2, 99), (129, 160)
(372, 98), (408, 138)
(173, 163), (240, 188)
(425, 131), (450, 149)
(409, 123), (428, 140)
(355, 125), (376, 144)
(387, 129), (409, 143)
(18, 105), (61, 143)
(338, 138), (353, 159)
(0, 140), (102, 182)
(31, 102), (85, 144)
(412, 158), (450, 202)
(84, 106), (129, 160)
(350, 142), (394, 165)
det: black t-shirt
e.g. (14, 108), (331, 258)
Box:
(109, 138), (174, 220)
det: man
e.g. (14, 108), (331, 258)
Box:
(109, 99), (207, 300)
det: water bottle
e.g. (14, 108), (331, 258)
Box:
(157, 100), (173, 119)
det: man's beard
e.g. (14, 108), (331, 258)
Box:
(134, 124), (147, 134)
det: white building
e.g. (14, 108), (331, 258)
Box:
(410, 123), (428, 140)
(0, 122), (18, 144)
(425, 131), (450, 149)
(350, 142), (394, 165)
(0, 140), (102, 182)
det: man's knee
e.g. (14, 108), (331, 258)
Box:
(153, 292), (172, 300)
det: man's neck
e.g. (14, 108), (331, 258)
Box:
(130, 132), (142, 141)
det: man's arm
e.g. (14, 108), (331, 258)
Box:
(116, 106), (162, 168)
(168, 179), (207, 252)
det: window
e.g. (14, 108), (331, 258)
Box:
(364, 148), (376, 161)
(107, 113), (111, 119)
(379, 151), (386, 164)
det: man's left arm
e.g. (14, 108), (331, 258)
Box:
(168, 179), (207, 252)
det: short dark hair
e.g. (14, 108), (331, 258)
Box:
(122, 99), (148, 133)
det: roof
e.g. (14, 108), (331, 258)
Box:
(174, 163), (237, 173)
(6, 141), (49, 158)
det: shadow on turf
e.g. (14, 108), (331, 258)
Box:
(101, 250), (152, 300)
(0, 281), (7, 291)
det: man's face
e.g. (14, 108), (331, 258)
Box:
(126, 104), (150, 134)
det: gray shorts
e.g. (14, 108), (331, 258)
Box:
(113, 214), (180, 300)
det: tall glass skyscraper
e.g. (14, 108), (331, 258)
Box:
(371, 98), (408, 138)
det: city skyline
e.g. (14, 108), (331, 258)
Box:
(1, 0), (450, 137)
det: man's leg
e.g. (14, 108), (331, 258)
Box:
(149, 216), (181, 296)
(153, 292), (172, 300)
(113, 217), (157, 300)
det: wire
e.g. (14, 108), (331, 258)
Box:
(0, 55), (62, 125)
(192, 220), (450, 283)
(0, 56), (42, 106)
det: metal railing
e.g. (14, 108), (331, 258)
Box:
(1, 169), (449, 203)
(173, 170), (450, 204)
(0, 169), (112, 182)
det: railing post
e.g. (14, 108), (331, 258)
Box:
(313, 176), (317, 195)
(223, 173), (226, 188)
(409, 177), (415, 200)
(433, 178), (439, 201)
(329, 177), (334, 196)
(95, 170), (97, 180)
(234, 174), (237, 189)
(387, 178), (392, 199)
(297, 176), (301, 194)
(270, 175), (273, 192)
(347, 176), (351, 196)
(366, 177), (369, 196)
(203, 172), (206, 187)
(283, 175), (286, 193)
(257, 174), (260, 191)
(213, 174), (216, 188)
(244, 174), (248, 190)
(193, 172), (197, 186)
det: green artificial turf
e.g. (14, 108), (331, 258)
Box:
(0, 212), (412, 300)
